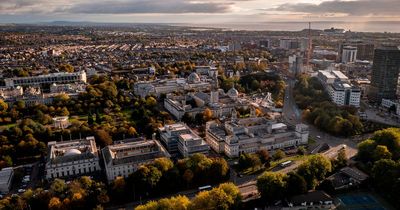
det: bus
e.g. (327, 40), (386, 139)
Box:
(280, 160), (292, 168)
(198, 185), (212, 191)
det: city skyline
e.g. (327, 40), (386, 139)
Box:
(1, 0), (400, 24)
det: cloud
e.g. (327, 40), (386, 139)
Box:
(274, 0), (400, 16)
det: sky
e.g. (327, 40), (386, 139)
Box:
(1, 0), (400, 23)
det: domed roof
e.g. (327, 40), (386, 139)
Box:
(64, 148), (82, 156)
(227, 87), (239, 98)
(187, 72), (200, 83)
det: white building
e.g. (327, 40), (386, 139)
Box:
(4, 71), (87, 87)
(177, 132), (210, 157)
(318, 70), (361, 107)
(45, 137), (100, 179)
(342, 46), (358, 63)
(0, 167), (13, 193)
(159, 123), (210, 156)
(381, 99), (400, 115)
(133, 74), (212, 98)
(102, 139), (170, 182)
(53, 116), (70, 129)
(205, 110), (309, 158)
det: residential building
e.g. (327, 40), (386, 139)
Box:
(289, 54), (303, 75)
(0, 167), (13, 194)
(341, 46), (357, 63)
(205, 109), (309, 158)
(45, 137), (100, 179)
(102, 138), (170, 182)
(368, 46), (400, 103)
(4, 71), (87, 87)
(326, 166), (368, 190)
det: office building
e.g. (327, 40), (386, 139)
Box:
(45, 137), (101, 179)
(177, 132), (210, 158)
(368, 46), (400, 103)
(289, 54), (304, 75)
(102, 139), (170, 182)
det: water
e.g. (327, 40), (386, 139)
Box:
(177, 21), (400, 33)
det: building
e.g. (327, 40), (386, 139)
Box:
(159, 123), (209, 156)
(164, 85), (249, 120)
(280, 39), (300, 50)
(133, 74), (212, 98)
(289, 54), (303, 75)
(4, 71), (87, 87)
(285, 191), (334, 210)
(0, 167), (13, 194)
(205, 110), (309, 158)
(368, 46), (400, 103)
(341, 46), (357, 63)
(45, 137), (100, 179)
(53, 116), (70, 129)
(318, 69), (361, 107)
(102, 139), (170, 182)
(326, 166), (368, 190)
(177, 132), (210, 157)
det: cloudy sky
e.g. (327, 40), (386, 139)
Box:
(1, 0), (400, 23)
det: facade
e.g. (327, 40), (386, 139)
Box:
(164, 87), (249, 120)
(368, 46), (400, 103)
(159, 123), (209, 156)
(177, 133), (210, 157)
(45, 137), (101, 179)
(205, 111), (309, 158)
(341, 46), (357, 63)
(318, 69), (361, 107)
(102, 139), (170, 182)
(4, 71), (87, 87)
(53, 116), (70, 129)
(0, 167), (13, 194)
(133, 76), (212, 98)
(289, 54), (304, 75)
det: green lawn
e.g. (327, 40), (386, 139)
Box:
(0, 123), (16, 131)
(266, 155), (308, 171)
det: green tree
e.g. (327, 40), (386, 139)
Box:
(297, 154), (332, 190)
(357, 139), (377, 162)
(373, 145), (392, 161)
(257, 172), (287, 202)
(285, 172), (307, 196)
(94, 129), (112, 147)
(272, 149), (286, 161)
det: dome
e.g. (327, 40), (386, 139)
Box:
(64, 148), (82, 156)
(227, 87), (239, 98)
(187, 72), (200, 83)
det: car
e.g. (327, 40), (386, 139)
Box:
(316, 135), (321, 139)
(18, 189), (26, 193)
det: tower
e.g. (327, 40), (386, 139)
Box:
(368, 46), (400, 103)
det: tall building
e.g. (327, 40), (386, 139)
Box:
(368, 46), (400, 103)
(289, 54), (304, 75)
(341, 46), (357, 63)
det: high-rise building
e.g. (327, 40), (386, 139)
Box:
(341, 46), (357, 63)
(368, 46), (400, 103)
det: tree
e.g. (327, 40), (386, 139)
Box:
(357, 139), (377, 162)
(297, 154), (332, 190)
(145, 97), (157, 107)
(48, 197), (62, 210)
(94, 129), (112, 147)
(50, 179), (66, 194)
(332, 149), (348, 170)
(285, 172), (307, 196)
(0, 99), (8, 112)
(190, 183), (241, 210)
(239, 153), (261, 170)
(153, 158), (174, 172)
(135, 195), (190, 210)
(257, 172), (287, 202)
(256, 149), (270, 164)
(272, 149), (286, 161)
(371, 128), (400, 159)
(297, 146), (307, 155)
(203, 108), (213, 122)
(59, 107), (69, 116)
(373, 145), (392, 161)
(59, 64), (74, 73)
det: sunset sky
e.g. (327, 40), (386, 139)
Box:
(1, 0), (400, 23)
